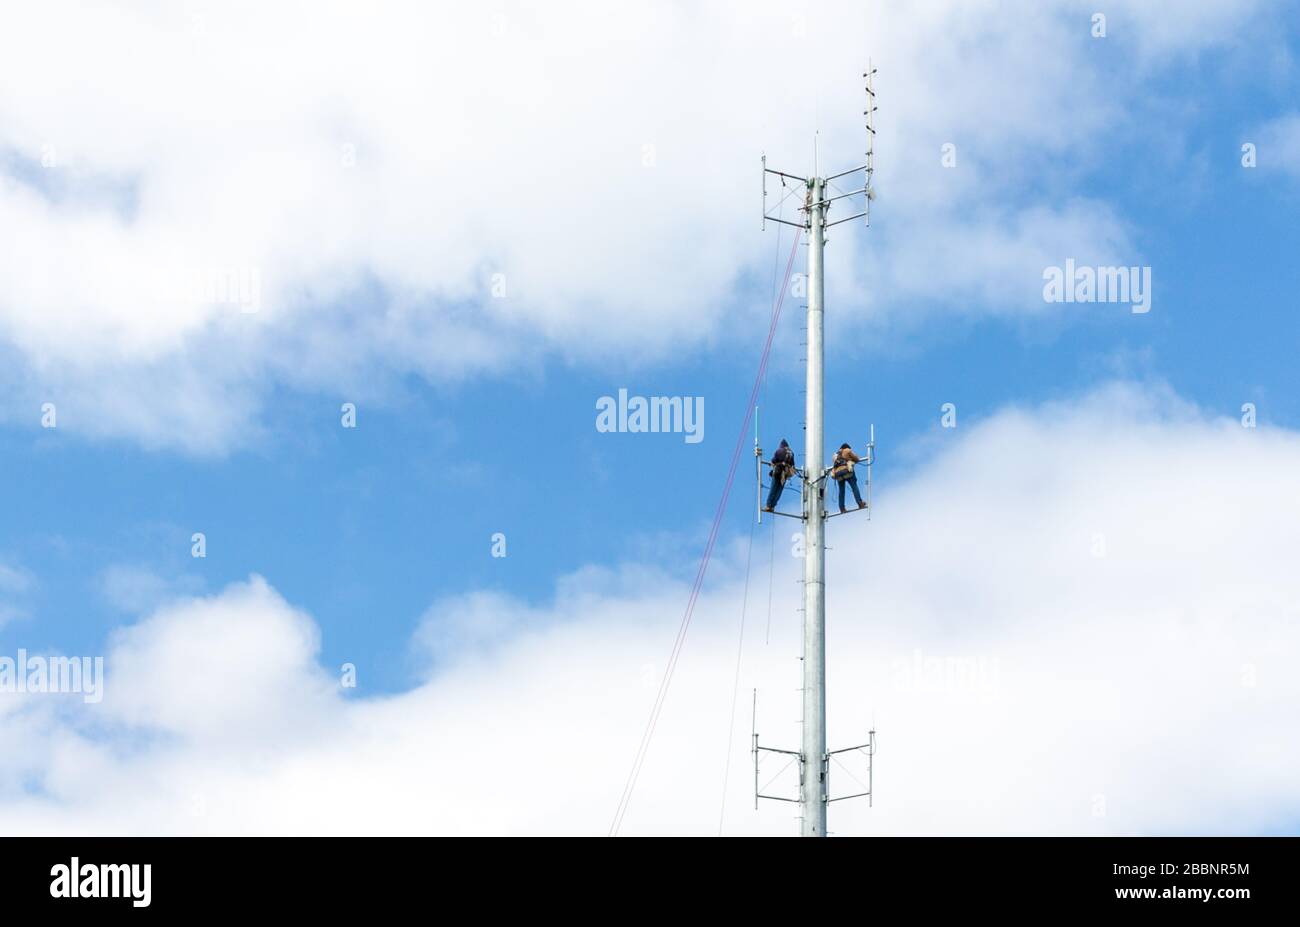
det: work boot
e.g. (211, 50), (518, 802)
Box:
(839, 505), (846, 514)
(858, 501), (867, 509)
(763, 506), (774, 513)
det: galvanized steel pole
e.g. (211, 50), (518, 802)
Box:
(800, 176), (828, 837)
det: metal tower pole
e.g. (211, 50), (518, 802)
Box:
(801, 176), (827, 837)
(753, 71), (876, 837)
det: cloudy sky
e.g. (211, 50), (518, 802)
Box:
(1, 0), (1298, 835)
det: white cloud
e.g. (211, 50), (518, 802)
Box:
(1256, 113), (1300, 177)
(0, 1), (1273, 450)
(97, 564), (204, 614)
(0, 562), (35, 626)
(0, 564), (33, 594)
(2, 384), (1297, 835)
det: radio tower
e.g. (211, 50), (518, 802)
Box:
(754, 67), (878, 836)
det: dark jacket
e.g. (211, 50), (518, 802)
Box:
(771, 442), (796, 480)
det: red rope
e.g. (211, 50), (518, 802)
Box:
(609, 228), (803, 835)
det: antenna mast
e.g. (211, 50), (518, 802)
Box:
(754, 66), (878, 837)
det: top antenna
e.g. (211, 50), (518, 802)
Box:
(761, 69), (878, 232)
(864, 61), (878, 225)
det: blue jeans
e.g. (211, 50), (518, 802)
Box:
(765, 472), (787, 510)
(837, 475), (863, 510)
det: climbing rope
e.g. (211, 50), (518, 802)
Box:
(608, 227), (803, 837)
(716, 507), (757, 836)
(717, 202), (794, 834)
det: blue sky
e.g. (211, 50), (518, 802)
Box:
(1, 2), (1298, 835)
(5, 42), (1297, 690)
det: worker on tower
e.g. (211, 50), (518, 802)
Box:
(832, 442), (866, 513)
(763, 439), (796, 513)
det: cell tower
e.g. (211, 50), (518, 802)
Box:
(752, 67), (878, 837)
